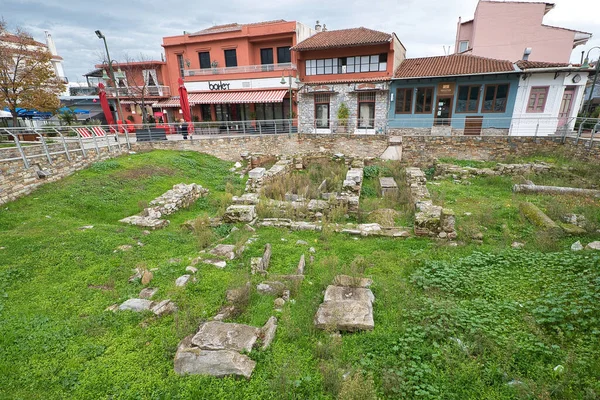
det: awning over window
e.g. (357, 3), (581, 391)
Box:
(154, 90), (288, 107)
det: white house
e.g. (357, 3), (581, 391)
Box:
(510, 61), (593, 136)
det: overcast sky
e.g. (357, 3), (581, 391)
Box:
(2, 0), (599, 83)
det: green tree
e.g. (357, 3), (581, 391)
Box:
(0, 22), (65, 127)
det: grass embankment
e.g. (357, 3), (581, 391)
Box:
(0, 150), (599, 399)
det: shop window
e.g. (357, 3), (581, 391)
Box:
(456, 85), (480, 113)
(527, 86), (549, 113)
(199, 52), (211, 69)
(201, 104), (212, 121)
(224, 49), (237, 67)
(395, 88), (413, 114)
(358, 92), (376, 128)
(314, 93), (330, 128)
(305, 54), (388, 75)
(415, 87), (434, 114)
(483, 84), (509, 112)
(277, 47), (291, 64)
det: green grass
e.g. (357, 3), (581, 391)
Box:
(0, 151), (599, 399)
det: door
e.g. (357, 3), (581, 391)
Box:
(464, 116), (483, 135)
(558, 86), (576, 127)
(315, 104), (329, 128)
(434, 97), (453, 126)
(358, 102), (375, 128)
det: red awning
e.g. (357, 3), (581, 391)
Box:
(189, 89), (288, 104)
(154, 89), (288, 107)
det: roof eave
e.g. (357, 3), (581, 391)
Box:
(292, 41), (392, 52)
(392, 70), (519, 80)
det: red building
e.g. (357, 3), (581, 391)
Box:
(158, 20), (315, 126)
(292, 26), (405, 134)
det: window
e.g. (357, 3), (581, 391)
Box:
(483, 84), (509, 113)
(277, 47), (291, 64)
(224, 49), (237, 67)
(201, 105), (212, 121)
(305, 54), (388, 75)
(527, 86), (549, 113)
(260, 48), (273, 65)
(177, 54), (184, 77)
(415, 87), (434, 113)
(395, 88), (413, 114)
(456, 85), (480, 113)
(314, 94), (330, 128)
(199, 52), (211, 69)
(358, 92), (376, 128)
(458, 41), (469, 53)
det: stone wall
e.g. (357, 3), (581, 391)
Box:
(0, 145), (123, 205)
(401, 136), (600, 165)
(132, 134), (389, 161)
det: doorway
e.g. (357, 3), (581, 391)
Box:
(434, 96), (453, 126)
(558, 86), (576, 127)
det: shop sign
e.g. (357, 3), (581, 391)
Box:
(208, 81), (231, 90)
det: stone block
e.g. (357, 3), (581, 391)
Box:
(333, 275), (372, 288)
(224, 205), (256, 223)
(191, 321), (260, 352)
(260, 316), (278, 350)
(323, 285), (375, 303)
(210, 244), (236, 260)
(314, 300), (374, 332)
(174, 347), (256, 379)
(119, 298), (154, 312)
(248, 167), (266, 179)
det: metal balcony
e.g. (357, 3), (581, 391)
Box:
(105, 85), (170, 98)
(184, 63), (296, 77)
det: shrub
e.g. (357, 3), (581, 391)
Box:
(338, 372), (377, 400)
(363, 165), (380, 179)
(192, 215), (215, 249)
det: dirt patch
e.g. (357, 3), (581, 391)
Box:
(116, 166), (176, 180)
(88, 283), (114, 291)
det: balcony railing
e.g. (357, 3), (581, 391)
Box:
(185, 63), (296, 77)
(106, 85), (170, 98)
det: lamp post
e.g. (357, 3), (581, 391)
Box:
(281, 72), (301, 134)
(95, 30), (125, 123)
(581, 46), (600, 116)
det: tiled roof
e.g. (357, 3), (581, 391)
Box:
(303, 77), (390, 85)
(292, 27), (391, 51)
(516, 60), (581, 69)
(394, 54), (515, 79)
(191, 20), (287, 36)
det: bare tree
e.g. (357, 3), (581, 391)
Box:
(0, 21), (65, 126)
(120, 53), (159, 124)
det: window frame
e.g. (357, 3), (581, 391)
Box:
(526, 86), (549, 113)
(358, 92), (376, 128)
(414, 87), (434, 114)
(177, 54), (184, 77)
(260, 48), (274, 65)
(277, 46), (291, 64)
(455, 85), (481, 113)
(314, 93), (331, 128)
(395, 88), (413, 114)
(458, 41), (469, 53)
(198, 52), (211, 69)
(224, 49), (237, 67)
(482, 83), (510, 113)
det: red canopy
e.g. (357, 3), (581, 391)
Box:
(178, 77), (194, 134)
(97, 83), (115, 126)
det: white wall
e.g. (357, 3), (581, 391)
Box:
(511, 71), (589, 136)
(185, 77), (297, 92)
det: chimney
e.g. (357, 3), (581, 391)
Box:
(522, 47), (532, 61)
(315, 20), (322, 32)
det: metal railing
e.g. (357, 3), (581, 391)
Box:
(185, 63), (296, 77)
(0, 125), (127, 167)
(105, 85), (170, 98)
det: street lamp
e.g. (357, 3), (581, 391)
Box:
(95, 30), (125, 123)
(581, 46), (600, 116)
(281, 72), (301, 134)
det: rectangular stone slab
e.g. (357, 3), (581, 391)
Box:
(379, 177), (398, 188)
(314, 300), (374, 332)
(191, 321), (259, 352)
(174, 348), (256, 379)
(323, 285), (375, 304)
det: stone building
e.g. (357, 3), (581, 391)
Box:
(292, 26), (405, 134)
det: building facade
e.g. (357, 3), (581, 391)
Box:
(293, 26), (405, 134)
(455, 0), (591, 64)
(388, 54), (520, 134)
(159, 20), (314, 130)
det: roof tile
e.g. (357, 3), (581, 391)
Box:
(394, 54), (515, 78)
(292, 27), (391, 51)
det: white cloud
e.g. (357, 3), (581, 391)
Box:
(1, 0), (598, 81)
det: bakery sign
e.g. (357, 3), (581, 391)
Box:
(208, 81), (231, 90)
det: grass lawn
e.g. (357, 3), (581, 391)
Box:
(0, 150), (599, 399)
